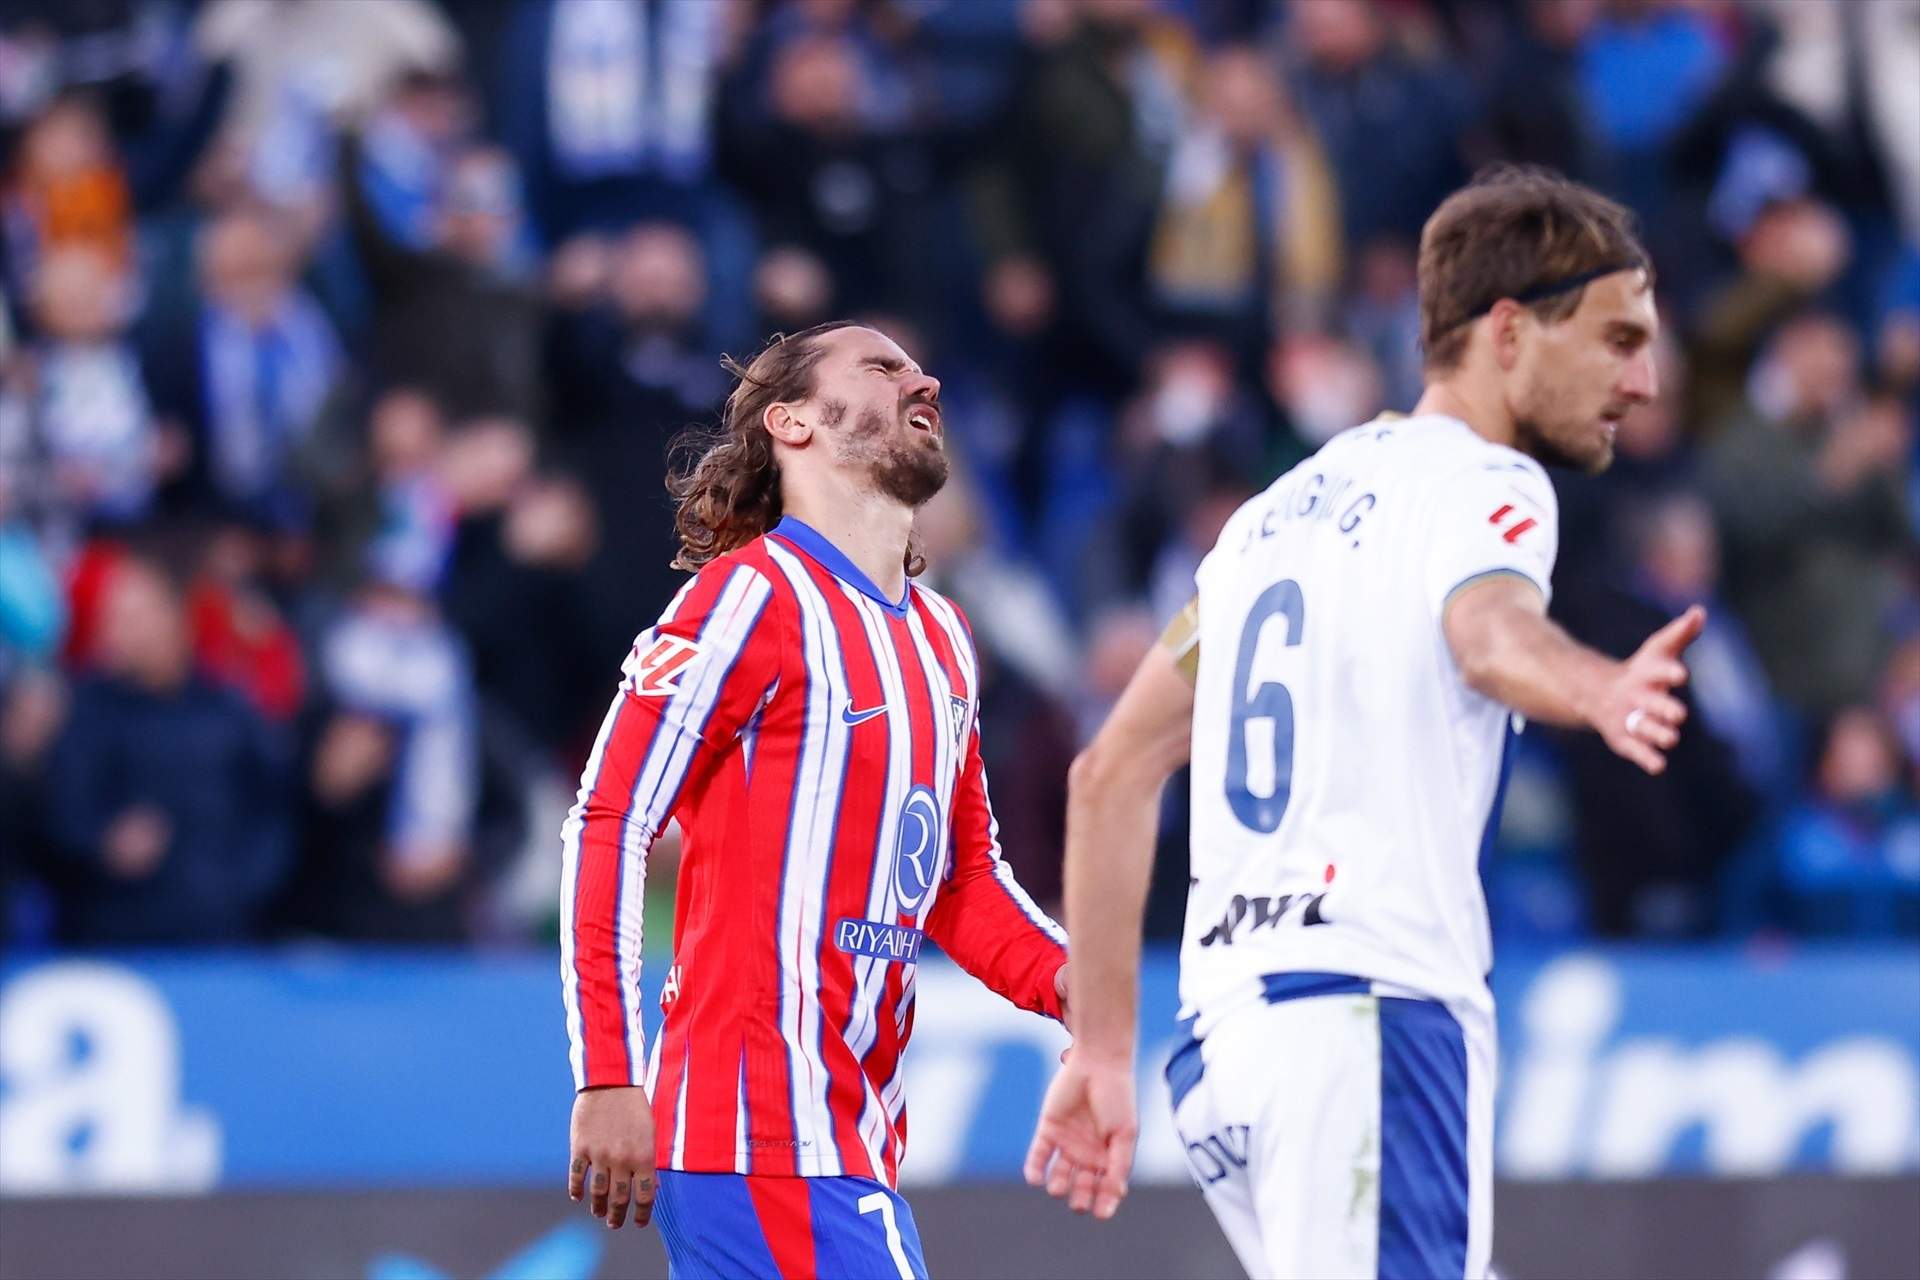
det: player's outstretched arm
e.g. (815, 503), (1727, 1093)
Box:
(1025, 641), (1194, 1220)
(1443, 575), (1705, 775)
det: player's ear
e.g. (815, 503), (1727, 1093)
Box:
(1489, 298), (1527, 372)
(765, 402), (812, 447)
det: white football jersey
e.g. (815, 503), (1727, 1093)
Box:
(1180, 414), (1558, 1033)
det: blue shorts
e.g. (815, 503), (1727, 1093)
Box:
(653, 1170), (929, 1280)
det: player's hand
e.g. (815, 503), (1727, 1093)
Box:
(1024, 1052), (1136, 1221)
(1592, 605), (1705, 775)
(569, 1085), (658, 1230)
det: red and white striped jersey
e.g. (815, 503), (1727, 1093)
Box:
(561, 516), (1068, 1187)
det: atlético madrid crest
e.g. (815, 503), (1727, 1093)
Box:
(948, 694), (969, 745)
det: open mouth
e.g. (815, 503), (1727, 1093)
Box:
(906, 405), (941, 438)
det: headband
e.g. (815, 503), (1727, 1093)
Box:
(1454, 262), (1635, 329)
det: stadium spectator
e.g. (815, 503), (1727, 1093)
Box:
(1685, 163), (1853, 429)
(441, 472), (603, 762)
(1265, 330), (1380, 455)
(284, 535), (482, 942)
(715, 6), (931, 321)
(1732, 705), (1920, 938)
(346, 74), (544, 423)
(1, 244), (175, 554)
(1704, 310), (1914, 717)
(1102, 336), (1298, 608)
(0, 2), (230, 215)
(1340, 240), (1424, 413)
(192, 0), (461, 146)
(966, 0), (1196, 384)
(542, 221), (723, 438)
(1742, 0), (1920, 249)
(1575, 0), (1728, 206)
(1, 95), (134, 296)
(1146, 43), (1342, 358)
(43, 553), (293, 944)
(1281, 0), (1474, 257)
(141, 204), (343, 530)
(1540, 608), (1760, 940)
(542, 221), (727, 660)
(1479, 0), (1607, 183)
(185, 523), (307, 724)
(491, 0), (741, 237)
(1628, 492), (1787, 795)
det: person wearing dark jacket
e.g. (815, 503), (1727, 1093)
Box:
(44, 554), (292, 945)
(1545, 577), (1761, 939)
(344, 75), (544, 425)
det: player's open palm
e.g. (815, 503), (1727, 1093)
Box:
(1025, 1054), (1137, 1221)
(1595, 604), (1706, 776)
(569, 1085), (657, 1229)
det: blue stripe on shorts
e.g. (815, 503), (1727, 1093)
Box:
(1377, 996), (1469, 1280)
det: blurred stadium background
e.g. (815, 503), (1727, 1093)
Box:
(0, 0), (1915, 1276)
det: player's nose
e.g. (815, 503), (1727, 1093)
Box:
(903, 370), (941, 405)
(1619, 346), (1657, 405)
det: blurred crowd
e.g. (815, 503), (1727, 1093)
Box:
(0, 0), (1914, 952)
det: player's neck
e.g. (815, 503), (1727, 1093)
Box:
(1412, 377), (1519, 452)
(781, 482), (912, 602)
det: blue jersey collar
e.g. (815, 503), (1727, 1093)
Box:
(771, 516), (911, 616)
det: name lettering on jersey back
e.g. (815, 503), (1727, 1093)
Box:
(1198, 892), (1330, 947)
(1237, 470), (1378, 553)
(834, 918), (924, 963)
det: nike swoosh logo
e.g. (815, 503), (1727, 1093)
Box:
(841, 703), (888, 726)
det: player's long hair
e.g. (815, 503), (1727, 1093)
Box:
(668, 321), (926, 577)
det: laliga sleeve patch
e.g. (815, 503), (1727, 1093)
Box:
(625, 634), (703, 696)
(1486, 503), (1538, 543)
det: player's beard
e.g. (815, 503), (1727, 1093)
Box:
(1511, 384), (1618, 475)
(1514, 415), (1612, 473)
(828, 399), (949, 507)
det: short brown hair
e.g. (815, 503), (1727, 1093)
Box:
(667, 321), (927, 577)
(1418, 166), (1652, 372)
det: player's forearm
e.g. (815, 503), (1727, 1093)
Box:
(1450, 595), (1614, 731)
(1062, 645), (1195, 1062)
(1061, 744), (1167, 1064)
(561, 802), (652, 1088)
(924, 875), (1068, 1021)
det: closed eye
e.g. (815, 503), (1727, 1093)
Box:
(1606, 323), (1651, 356)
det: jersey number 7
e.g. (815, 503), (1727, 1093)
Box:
(1226, 580), (1305, 834)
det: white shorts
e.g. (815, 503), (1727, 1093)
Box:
(1167, 973), (1495, 1280)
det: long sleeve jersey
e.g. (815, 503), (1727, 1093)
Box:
(561, 517), (1067, 1186)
